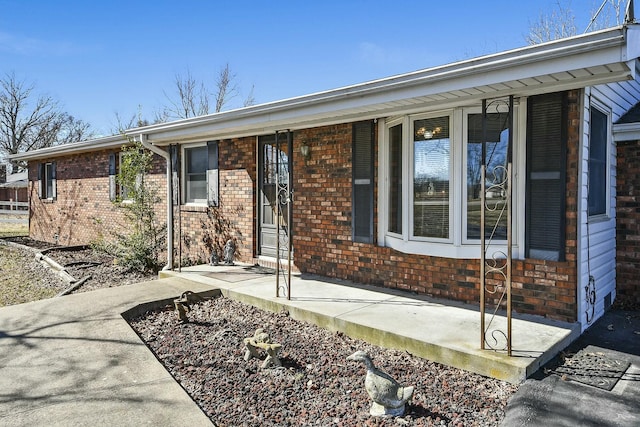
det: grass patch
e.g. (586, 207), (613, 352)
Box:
(0, 215), (28, 238)
(0, 245), (66, 306)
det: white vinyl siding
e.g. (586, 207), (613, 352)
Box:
(577, 79), (640, 331)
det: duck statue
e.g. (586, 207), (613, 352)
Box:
(347, 350), (414, 417)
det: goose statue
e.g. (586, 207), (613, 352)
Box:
(347, 350), (414, 417)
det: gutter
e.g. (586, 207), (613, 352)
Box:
(613, 121), (640, 141)
(138, 134), (174, 271)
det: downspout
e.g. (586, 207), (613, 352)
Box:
(138, 133), (173, 271)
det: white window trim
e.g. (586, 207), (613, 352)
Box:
(182, 142), (208, 206)
(379, 103), (524, 260)
(43, 162), (54, 200)
(461, 105), (519, 245)
(587, 98), (612, 221)
(409, 111), (455, 244)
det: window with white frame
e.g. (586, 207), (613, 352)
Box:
(183, 144), (208, 204)
(382, 103), (517, 258)
(413, 115), (451, 240)
(588, 104), (609, 217)
(38, 161), (56, 200)
(44, 163), (54, 199)
(464, 108), (510, 242)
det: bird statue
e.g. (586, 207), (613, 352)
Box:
(347, 350), (414, 417)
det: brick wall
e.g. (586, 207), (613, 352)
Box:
(176, 136), (256, 265)
(291, 95), (579, 322)
(616, 139), (640, 306)
(28, 150), (167, 247)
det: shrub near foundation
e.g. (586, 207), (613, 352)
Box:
(97, 139), (166, 273)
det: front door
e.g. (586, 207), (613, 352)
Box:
(258, 133), (291, 258)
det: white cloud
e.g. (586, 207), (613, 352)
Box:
(357, 42), (391, 65)
(0, 31), (79, 56)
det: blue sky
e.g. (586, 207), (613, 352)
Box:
(0, 1), (602, 136)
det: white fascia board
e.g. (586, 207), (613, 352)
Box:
(613, 122), (640, 141)
(8, 135), (129, 162)
(624, 24), (640, 61)
(140, 27), (633, 145)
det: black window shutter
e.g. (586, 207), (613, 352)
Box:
(352, 121), (374, 243)
(207, 141), (219, 207)
(525, 92), (567, 261)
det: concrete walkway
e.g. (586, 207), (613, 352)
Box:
(501, 308), (640, 426)
(0, 264), (582, 426)
(0, 277), (215, 427)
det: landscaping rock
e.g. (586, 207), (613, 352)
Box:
(128, 297), (518, 426)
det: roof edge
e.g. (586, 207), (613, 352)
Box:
(8, 135), (129, 162)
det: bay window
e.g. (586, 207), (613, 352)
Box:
(382, 103), (518, 258)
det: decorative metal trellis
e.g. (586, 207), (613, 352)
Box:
(480, 96), (514, 356)
(274, 130), (293, 300)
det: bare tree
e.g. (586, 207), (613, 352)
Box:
(243, 84), (256, 108)
(526, 0), (577, 45)
(0, 72), (93, 170)
(57, 114), (93, 145)
(585, 0), (624, 32)
(163, 69), (210, 120)
(526, 0), (625, 45)
(159, 63), (252, 122)
(214, 63), (239, 113)
(111, 107), (152, 134)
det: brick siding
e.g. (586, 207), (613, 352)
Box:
(176, 136), (256, 265)
(292, 94), (579, 323)
(616, 139), (640, 305)
(28, 149), (166, 246)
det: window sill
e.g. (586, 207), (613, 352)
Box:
(384, 235), (521, 260)
(180, 204), (209, 213)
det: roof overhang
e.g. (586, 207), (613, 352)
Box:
(0, 179), (27, 189)
(11, 24), (640, 160)
(9, 135), (129, 162)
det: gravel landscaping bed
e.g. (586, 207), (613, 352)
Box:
(128, 296), (518, 427)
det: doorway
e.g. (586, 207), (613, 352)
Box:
(258, 133), (292, 259)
